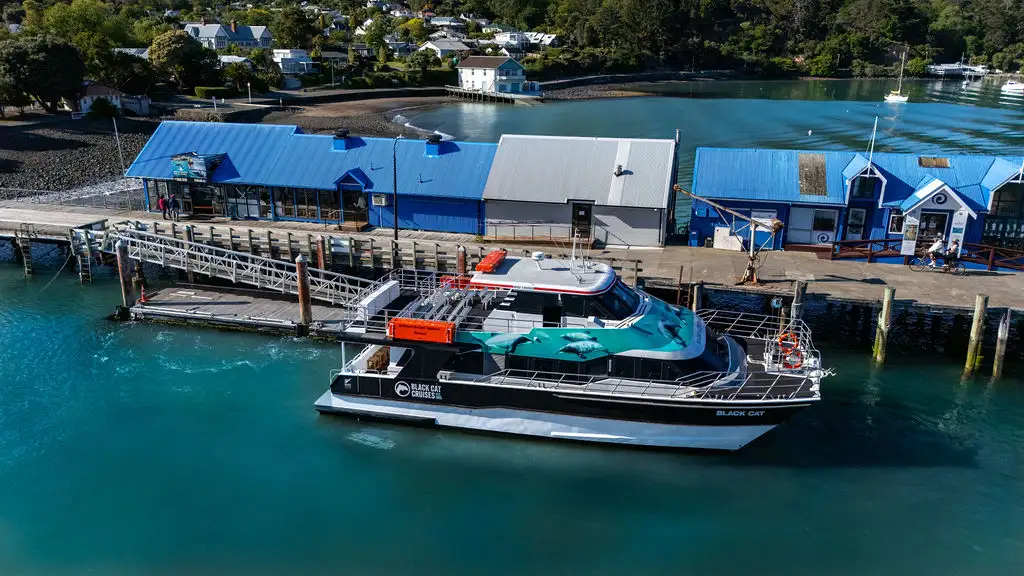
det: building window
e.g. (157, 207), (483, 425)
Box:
(991, 183), (1024, 217)
(812, 210), (836, 231)
(851, 176), (874, 199)
(888, 213), (905, 234)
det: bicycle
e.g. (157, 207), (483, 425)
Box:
(908, 254), (967, 275)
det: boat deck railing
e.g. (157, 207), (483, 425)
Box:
(442, 367), (818, 403)
(697, 309), (821, 375)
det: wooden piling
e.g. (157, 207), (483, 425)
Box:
(690, 281), (703, 312)
(348, 237), (356, 267)
(247, 229), (255, 255)
(790, 280), (808, 323)
(676, 265), (684, 306)
(992, 309), (1011, 380)
(316, 235), (326, 269)
(132, 259), (146, 289)
(873, 287), (895, 364)
(265, 230), (273, 258)
(115, 240), (132, 307)
(964, 294), (989, 376)
(184, 225), (196, 283)
(457, 246), (466, 275)
(295, 254), (312, 327)
(286, 232), (294, 261)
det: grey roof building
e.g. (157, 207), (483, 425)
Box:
(183, 22), (272, 50)
(482, 135), (678, 247)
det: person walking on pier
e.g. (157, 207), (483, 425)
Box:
(168, 194), (180, 222)
(157, 195), (167, 220)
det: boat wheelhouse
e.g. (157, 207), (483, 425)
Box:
(315, 251), (824, 450)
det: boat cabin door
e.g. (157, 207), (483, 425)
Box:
(571, 202), (593, 239)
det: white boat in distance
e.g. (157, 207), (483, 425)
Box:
(1001, 80), (1024, 94)
(885, 50), (909, 103)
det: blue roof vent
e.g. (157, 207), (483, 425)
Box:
(425, 134), (442, 157)
(332, 129), (352, 151)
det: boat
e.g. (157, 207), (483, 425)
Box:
(314, 248), (826, 451)
(1001, 80), (1024, 94)
(885, 50), (909, 103)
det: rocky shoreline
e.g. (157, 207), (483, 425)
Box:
(0, 117), (159, 192)
(543, 83), (658, 100)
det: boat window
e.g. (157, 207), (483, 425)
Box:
(593, 281), (640, 320)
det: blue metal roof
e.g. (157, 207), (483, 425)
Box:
(691, 148), (847, 206)
(126, 121), (497, 200)
(693, 147), (1024, 212)
(841, 154), (870, 181)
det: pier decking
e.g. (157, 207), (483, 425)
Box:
(2, 203), (1024, 311)
(131, 286), (350, 337)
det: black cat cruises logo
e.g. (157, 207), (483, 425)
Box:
(394, 380), (442, 400)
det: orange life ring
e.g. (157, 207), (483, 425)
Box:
(782, 349), (804, 370)
(777, 332), (799, 352)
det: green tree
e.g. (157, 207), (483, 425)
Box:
(398, 17), (429, 43)
(905, 56), (929, 76)
(377, 45), (388, 63)
(149, 30), (218, 90)
(42, 0), (132, 49)
(92, 50), (156, 95)
(272, 6), (317, 49)
(407, 49), (439, 72)
(364, 16), (394, 51)
(223, 61), (252, 91)
(0, 36), (86, 112)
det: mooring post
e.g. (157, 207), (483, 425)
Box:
(790, 280), (808, 324)
(115, 240), (132, 308)
(132, 259), (146, 289)
(457, 245), (467, 275)
(247, 229), (255, 255)
(348, 237), (356, 267)
(390, 240), (399, 269)
(965, 294), (989, 376)
(873, 287), (896, 364)
(184, 225), (196, 283)
(209, 225), (216, 246)
(992, 309), (1011, 380)
(296, 254), (313, 328)
(286, 232), (294, 261)
(266, 230), (273, 258)
(316, 235), (326, 269)
(690, 281), (703, 312)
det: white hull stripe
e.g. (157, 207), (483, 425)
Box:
(315, 392), (776, 451)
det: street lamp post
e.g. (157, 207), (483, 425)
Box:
(247, 81), (251, 104)
(392, 136), (402, 241)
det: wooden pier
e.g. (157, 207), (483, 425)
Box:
(444, 85), (542, 105)
(2, 202), (1023, 377)
(130, 286), (352, 339)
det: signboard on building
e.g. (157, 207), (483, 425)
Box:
(751, 210), (777, 227)
(900, 211), (920, 256)
(948, 208), (969, 255)
(170, 153), (223, 181)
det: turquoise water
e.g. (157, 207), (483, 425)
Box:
(4, 82), (1024, 573)
(3, 253), (1024, 574)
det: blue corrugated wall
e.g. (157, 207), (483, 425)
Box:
(370, 195), (483, 235)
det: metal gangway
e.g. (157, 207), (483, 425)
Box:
(105, 227), (380, 306)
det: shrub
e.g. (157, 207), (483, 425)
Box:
(86, 97), (120, 119)
(194, 86), (234, 99)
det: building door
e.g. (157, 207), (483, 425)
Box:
(918, 211), (949, 244)
(571, 202), (593, 239)
(342, 189), (368, 224)
(846, 208), (867, 241)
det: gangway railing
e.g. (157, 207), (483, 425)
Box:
(107, 228), (379, 306)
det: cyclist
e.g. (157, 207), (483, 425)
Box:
(926, 235), (945, 268)
(944, 239), (961, 270)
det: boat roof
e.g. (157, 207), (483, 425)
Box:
(469, 257), (616, 295)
